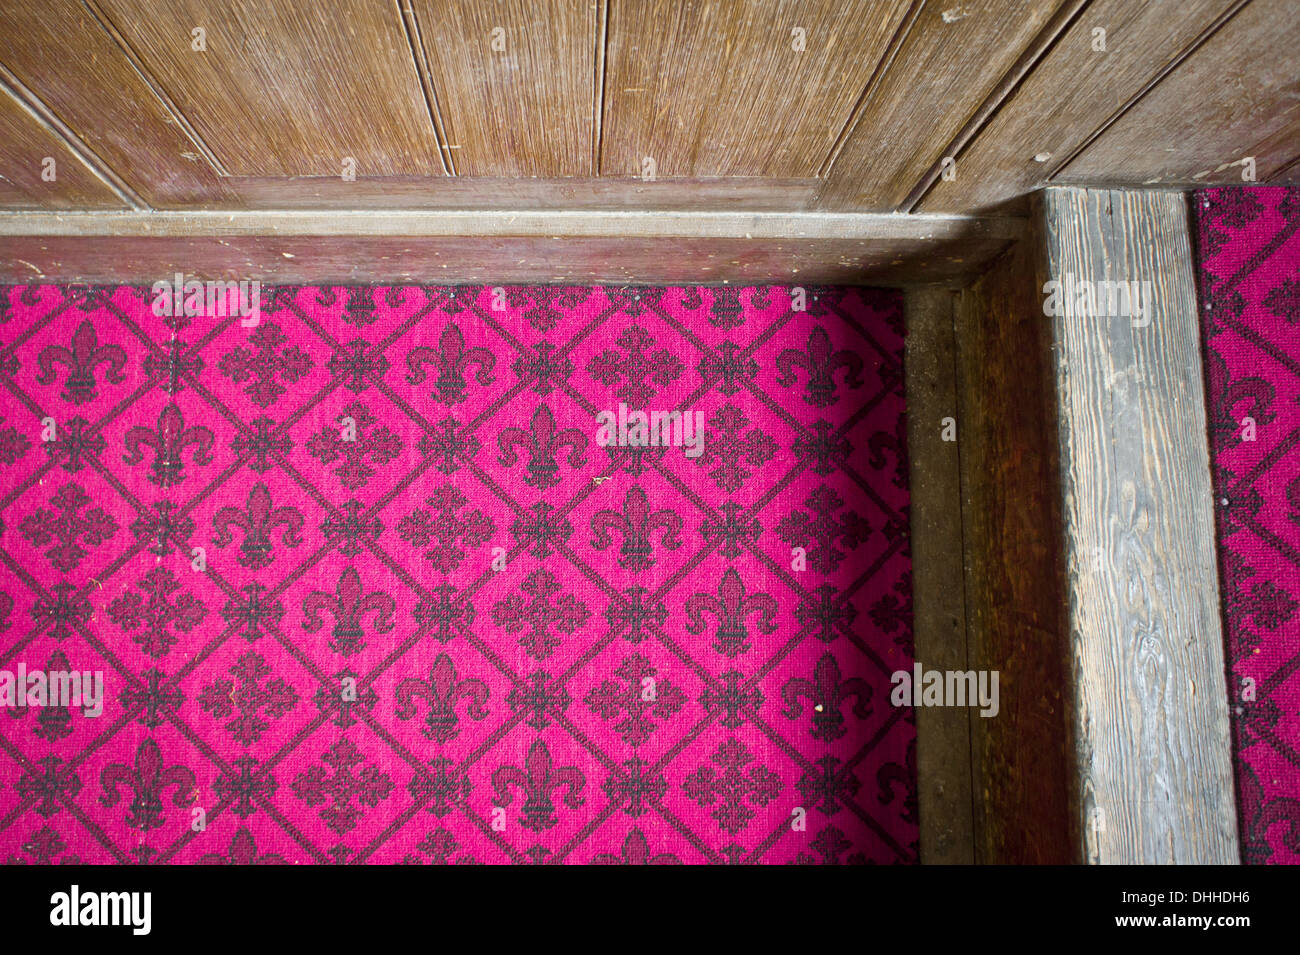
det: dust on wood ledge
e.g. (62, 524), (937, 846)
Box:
(0, 209), (1025, 286)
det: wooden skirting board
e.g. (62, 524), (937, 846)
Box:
(0, 210), (1023, 287)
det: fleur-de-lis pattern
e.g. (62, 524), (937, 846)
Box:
(1196, 186), (1300, 864)
(0, 284), (912, 864)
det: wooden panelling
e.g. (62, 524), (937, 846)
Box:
(904, 287), (975, 865)
(409, 0), (597, 177)
(0, 87), (126, 209)
(600, 0), (911, 178)
(819, 0), (1075, 211)
(953, 237), (1073, 864)
(1041, 187), (1237, 864)
(93, 0), (443, 177)
(0, 209), (1022, 286)
(918, 0), (1243, 214)
(0, 0), (226, 207)
(1059, 0), (1300, 186)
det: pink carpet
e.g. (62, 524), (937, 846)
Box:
(0, 284), (916, 864)
(1196, 187), (1300, 864)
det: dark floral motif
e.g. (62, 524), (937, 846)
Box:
(291, 738), (394, 836)
(774, 326), (864, 408)
(31, 583), (92, 640)
(776, 485), (871, 574)
(697, 404), (776, 492)
(35, 320), (127, 404)
(398, 486), (495, 572)
(584, 654), (687, 747)
(306, 402), (402, 490)
(4, 826), (82, 865)
(682, 738), (780, 835)
(491, 568), (591, 659)
(781, 653), (872, 741)
(497, 404), (588, 489)
(491, 738), (586, 832)
(0, 415), (30, 464)
(221, 584), (285, 642)
(198, 651), (298, 746)
(232, 417), (291, 471)
(42, 417), (106, 472)
(395, 653), (490, 743)
(587, 326), (683, 406)
(122, 403), (215, 488)
(99, 738), (196, 831)
(684, 567), (777, 657)
(107, 566), (207, 658)
(212, 482), (305, 569)
(1264, 277), (1300, 324)
(506, 671), (572, 730)
(217, 322), (313, 408)
(19, 483), (118, 572)
(590, 485), (682, 571)
(405, 324), (495, 404)
(302, 566), (396, 656)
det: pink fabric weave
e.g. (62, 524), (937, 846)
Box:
(0, 284), (916, 864)
(1196, 187), (1300, 864)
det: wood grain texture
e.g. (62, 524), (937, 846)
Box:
(0, 87), (126, 209)
(214, 175), (823, 210)
(1058, 0), (1300, 186)
(0, 207), (1021, 285)
(93, 0), (444, 177)
(409, 0), (597, 176)
(0, 0), (228, 206)
(918, 0), (1243, 213)
(601, 0), (910, 178)
(953, 237), (1074, 864)
(904, 287), (975, 865)
(819, 0), (1071, 211)
(1041, 187), (1237, 864)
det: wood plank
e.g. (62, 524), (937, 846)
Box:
(0, 87), (127, 209)
(953, 237), (1074, 864)
(409, 0), (597, 176)
(0, 209), (1023, 286)
(1058, 0), (1300, 186)
(0, 0), (229, 207)
(216, 176), (823, 211)
(1040, 187), (1238, 864)
(818, 0), (1072, 211)
(600, 0), (910, 178)
(93, 0), (444, 177)
(917, 0), (1243, 213)
(904, 287), (975, 865)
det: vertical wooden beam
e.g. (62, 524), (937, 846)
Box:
(955, 239), (1074, 864)
(904, 288), (975, 865)
(1040, 187), (1239, 864)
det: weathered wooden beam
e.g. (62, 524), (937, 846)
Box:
(904, 287), (976, 864)
(1039, 186), (1238, 864)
